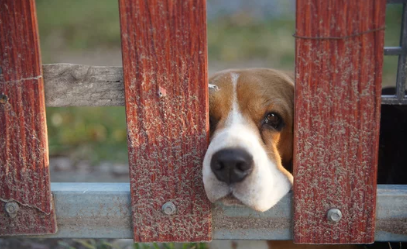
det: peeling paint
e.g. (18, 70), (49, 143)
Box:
(293, 0), (386, 244)
(0, 0), (56, 236)
(119, 0), (211, 242)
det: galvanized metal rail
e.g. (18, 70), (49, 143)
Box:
(20, 183), (405, 241)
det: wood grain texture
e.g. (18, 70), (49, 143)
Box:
(0, 0), (57, 235)
(43, 64), (124, 107)
(293, 0), (386, 244)
(118, 0), (211, 242)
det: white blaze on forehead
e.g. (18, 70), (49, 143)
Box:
(225, 73), (244, 127)
(202, 71), (292, 212)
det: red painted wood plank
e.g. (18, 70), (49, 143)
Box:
(118, 0), (211, 242)
(293, 0), (386, 244)
(0, 0), (57, 235)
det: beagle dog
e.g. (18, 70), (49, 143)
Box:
(203, 68), (295, 212)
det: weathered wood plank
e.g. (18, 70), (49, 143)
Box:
(119, 0), (211, 242)
(293, 0), (386, 244)
(0, 0), (57, 235)
(43, 64), (124, 107)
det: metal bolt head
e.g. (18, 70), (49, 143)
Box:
(327, 208), (342, 222)
(5, 202), (19, 218)
(162, 202), (176, 215)
(0, 93), (8, 104)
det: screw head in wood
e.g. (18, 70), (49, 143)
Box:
(162, 202), (176, 215)
(5, 202), (19, 218)
(327, 208), (342, 222)
(0, 93), (8, 104)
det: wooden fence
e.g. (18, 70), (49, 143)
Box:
(0, 0), (406, 244)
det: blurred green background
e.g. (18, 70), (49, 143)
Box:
(35, 0), (403, 164)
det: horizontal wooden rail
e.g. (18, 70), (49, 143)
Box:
(15, 183), (406, 241)
(41, 63), (405, 107)
(43, 64), (124, 107)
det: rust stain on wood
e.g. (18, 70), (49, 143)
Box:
(293, 0), (386, 244)
(0, 0), (57, 235)
(118, 0), (211, 242)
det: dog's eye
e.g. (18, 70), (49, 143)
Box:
(263, 112), (283, 130)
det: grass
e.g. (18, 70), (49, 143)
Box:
(35, 0), (403, 163)
(133, 243), (207, 249)
(54, 239), (208, 249)
(46, 106), (128, 164)
(36, 0), (121, 51)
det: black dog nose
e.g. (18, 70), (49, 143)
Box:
(210, 148), (254, 184)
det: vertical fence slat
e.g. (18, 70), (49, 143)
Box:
(118, 0), (211, 242)
(0, 0), (57, 235)
(293, 0), (386, 244)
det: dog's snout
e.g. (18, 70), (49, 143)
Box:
(210, 148), (253, 184)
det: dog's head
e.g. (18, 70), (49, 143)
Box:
(203, 68), (294, 212)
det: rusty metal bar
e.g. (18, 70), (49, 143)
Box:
(396, 4), (407, 102)
(21, 183), (407, 241)
(382, 95), (407, 104)
(384, 47), (403, 55)
(388, 0), (407, 4)
(383, 3), (407, 105)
